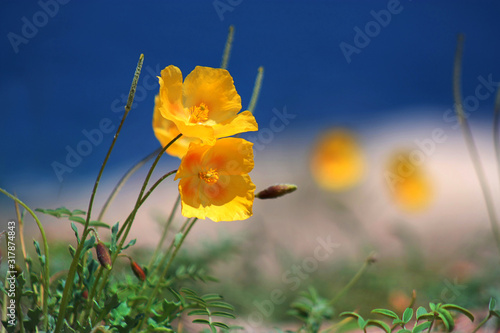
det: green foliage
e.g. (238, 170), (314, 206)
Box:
(288, 287), (334, 333)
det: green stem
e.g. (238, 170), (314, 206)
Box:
(471, 313), (491, 333)
(0, 188), (50, 330)
(54, 54), (144, 333)
(328, 252), (375, 306)
(146, 194), (181, 272)
(247, 66), (264, 114)
(220, 25), (234, 70)
(453, 34), (500, 255)
(136, 217), (198, 331)
(427, 319), (434, 332)
(98, 147), (162, 222)
(90, 168), (178, 323)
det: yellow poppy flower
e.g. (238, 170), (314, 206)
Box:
(175, 138), (256, 222)
(310, 128), (365, 191)
(157, 65), (258, 144)
(385, 150), (433, 212)
(152, 95), (200, 158)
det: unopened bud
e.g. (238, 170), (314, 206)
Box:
(256, 184), (297, 199)
(82, 289), (88, 299)
(95, 242), (112, 270)
(130, 260), (146, 281)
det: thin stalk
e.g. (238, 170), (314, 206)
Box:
(135, 218), (198, 332)
(453, 34), (500, 255)
(54, 54), (144, 333)
(493, 86), (500, 200)
(14, 198), (29, 281)
(220, 25), (234, 70)
(91, 136), (181, 320)
(98, 147), (162, 221)
(146, 194), (181, 272)
(0, 188), (50, 329)
(328, 252), (375, 306)
(471, 313), (491, 333)
(247, 66), (264, 114)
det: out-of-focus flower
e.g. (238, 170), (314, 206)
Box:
(153, 95), (200, 158)
(175, 138), (255, 222)
(310, 128), (365, 191)
(388, 290), (412, 313)
(156, 65), (258, 145)
(385, 150), (433, 212)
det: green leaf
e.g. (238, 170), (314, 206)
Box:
(442, 304), (474, 322)
(489, 298), (497, 311)
(402, 308), (414, 323)
(33, 240), (42, 257)
(188, 310), (210, 316)
(72, 209), (86, 215)
(372, 309), (399, 319)
(429, 303), (436, 311)
(192, 319), (211, 325)
(340, 311), (362, 320)
(491, 310), (500, 318)
(209, 301), (235, 311)
(69, 216), (86, 224)
(88, 221), (110, 229)
(212, 322), (230, 329)
(412, 321), (431, 333)
(202, 294), (223, 301)
(437, 308), (454, 331)
(357, 317), (367, 329)
(211, 311), (236, 319)
(81, 236), (96, 257)
(366, 320), (391, 333)
(122, 238), (136, 250)
(416, 307), (428, 321)
(71, 222), (80, 243)
(396, 330), (411, 333)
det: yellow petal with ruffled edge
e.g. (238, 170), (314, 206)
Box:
(152, 95), (201, 158)
(176, 138), (255, 222)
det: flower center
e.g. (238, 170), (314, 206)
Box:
(198, 168), (219, 184)
(189, 103), (209, 123)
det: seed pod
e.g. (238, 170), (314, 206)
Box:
(256, 184), (297, 199)
(95, 242), (112, 270)
(130, 259), (146, 281)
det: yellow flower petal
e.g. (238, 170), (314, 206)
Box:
(176, 138), (255, 222)
(386, 150), (433, 212)
(310, 128), (364, 191)
(183, 66), (242, 122)
(156, 65), (257, 143)
(152, 95), (200, 158)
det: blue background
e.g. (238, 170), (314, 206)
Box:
(1, 0), (500, 194)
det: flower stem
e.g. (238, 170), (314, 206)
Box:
(0, 188), (50, 330)
(98, 147), (162, 222)
(54, 54), (144, 333)
(328, 252), (375, 306)
(146, 194), (181, 272)
(136, 217), (198, 331)
(453, 34), (500, 255)
(471, 313), (491, 333)
(247, 66), (264, 114)
(220, 25), (234, 70)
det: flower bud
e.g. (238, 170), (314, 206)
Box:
(130, 259), (146, 281)
(95, 242), (112, 270)
(82, 289), (88, 299)
(256, 184), (297, 199)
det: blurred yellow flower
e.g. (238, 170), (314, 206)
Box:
(310, 129), (365, 191)
(156, 65), (258, 144)
(385, 150), (433, 212)
(175, 138), (255, 222)
(152, 95), (200, 158)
